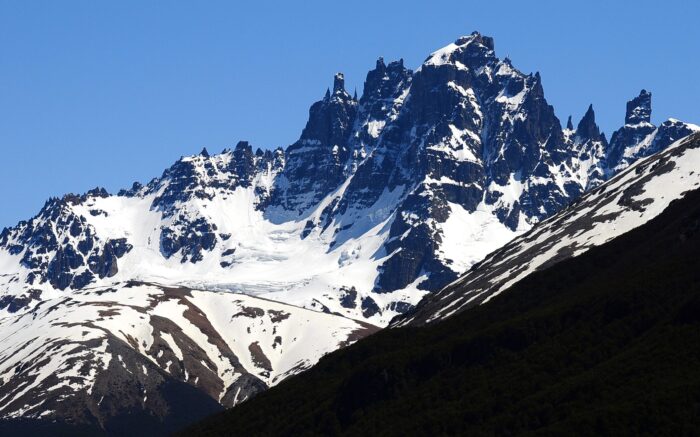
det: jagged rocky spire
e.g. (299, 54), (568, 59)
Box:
(3, 32), (697, 333)
(333, 73), (345, 94)
(576, 104), (603, 141)
(376, 56), (385, 70)
(604, 89), (699, 177)
(272, 72), (359, 214)
(564, 104), (608, 191)
(625, 89), (652, 125)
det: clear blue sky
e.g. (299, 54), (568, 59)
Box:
(1, 0), (698, 228)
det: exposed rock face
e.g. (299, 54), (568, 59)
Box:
(352, 57), (412, 155)
(146, 145), (284, 262)
(562, 104), (608, 190)
(270, 73), (359, 216)
(1, 33), (697, 323)
(311, 33), (599, 293)
(0, 31), (698, 434)
(395, 132), (700, 326)
(606, 90), (698, 175)
(0, 196), (133, 291)
(626, 88), (652, 125)
(576, 104), (603, 140)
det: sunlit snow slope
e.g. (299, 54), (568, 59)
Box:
(0, 281), (375, 424)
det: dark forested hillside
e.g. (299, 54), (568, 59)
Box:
(185, 186), (700, 436)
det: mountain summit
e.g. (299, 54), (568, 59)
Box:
(0, 32), (697, 431)
(606, 89), (698, 174)
(1, 33), (697, 325)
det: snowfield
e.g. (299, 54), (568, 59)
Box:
(0, 282), (375, 420)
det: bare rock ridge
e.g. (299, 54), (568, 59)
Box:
(0, 32), (697, 432)
(395, 132), (700, 326)
(2, 33), (695, 323)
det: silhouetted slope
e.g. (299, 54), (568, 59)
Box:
(184, 186), (700, 436)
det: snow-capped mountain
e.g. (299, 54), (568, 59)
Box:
(186, 143), (700, 436)
(1, 33), (694, 327)
(0, 281), (374, 430)
(0, 31), (697, 432)
(395, 131), (700, 326)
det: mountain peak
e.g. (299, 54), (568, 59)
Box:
(455, 31), (494, 50)
(625, 89), (652, 125)
(234, 140), (251, 152)
(2, 31), (698, 435)
(566, 115), (574, 130)
(424, 32), (495, 68)
(393, 58), (404, 68)
(333, 73), (345, 93)
(576, 104), (602, 141)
